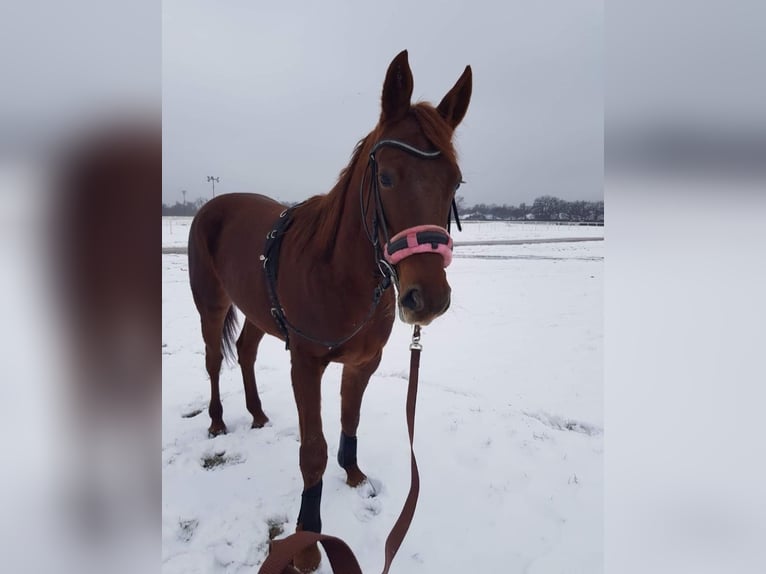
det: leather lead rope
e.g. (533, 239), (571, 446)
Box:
(258, 325), (423, 574)
(381, 325), (421, 573)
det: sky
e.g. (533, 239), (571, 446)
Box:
(162, 0), (603, 206)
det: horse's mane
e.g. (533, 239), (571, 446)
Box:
(290, 103), (457, 258)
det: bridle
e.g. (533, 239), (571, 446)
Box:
(263, 138), (462, 351)
(360, 139), (462, 290)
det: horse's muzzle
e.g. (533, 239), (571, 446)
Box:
(398, 282), (451, 326)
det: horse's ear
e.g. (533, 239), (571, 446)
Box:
(437, 65), (472, 129)
(381, 50), (414, 124)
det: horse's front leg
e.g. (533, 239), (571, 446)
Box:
(338, 351), (382, 487)
(290, 353), (328, 573)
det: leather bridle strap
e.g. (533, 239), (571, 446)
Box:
(262, 207), (393, 351)
(257, 326), (423, 574)
(361, 139), (442, 258)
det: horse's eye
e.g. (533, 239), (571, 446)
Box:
(455, 179), (465, 192)
(379, 173), (393, 188)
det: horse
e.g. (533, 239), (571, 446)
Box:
(188, 50), (471, 572)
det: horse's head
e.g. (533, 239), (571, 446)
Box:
(368, 50), (472, 326)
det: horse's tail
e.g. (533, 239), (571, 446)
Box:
(222, 305), (239, 366)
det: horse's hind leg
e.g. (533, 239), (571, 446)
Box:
(200, 306), (232, 437)
(338, 351), (382, 487)
(236, 320), (269, 428)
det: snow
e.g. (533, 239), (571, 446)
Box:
(162, 220), (603, 573)
(162, 217), (603, 249)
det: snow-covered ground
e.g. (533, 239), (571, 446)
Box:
(162, 216), (603, 249)
(162, 221), (603, 573)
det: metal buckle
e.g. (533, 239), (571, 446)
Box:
(378, 258), (398, 281)
(410, 325), (422, 351)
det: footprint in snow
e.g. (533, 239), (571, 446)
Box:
(352, 477), (383, 522)
(357, 476), (382, 498)
(275, 426), (299, 441)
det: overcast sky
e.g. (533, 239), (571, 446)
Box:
(163, 0), (602, 206)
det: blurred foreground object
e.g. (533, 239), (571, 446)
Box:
(51, 121), (160, 574)
(0, 0), (159, 569)
(54, 122), (160, 416)
(606, 2), (766, 574)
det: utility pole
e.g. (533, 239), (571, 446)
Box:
(206, 176), (220, 198)
(181, 189), (187, 205)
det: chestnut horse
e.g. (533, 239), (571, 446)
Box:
(188, 50), (471, 572)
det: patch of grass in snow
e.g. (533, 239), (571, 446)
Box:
(178, 518), (199, 542)
(523, 411), (602, 437)
(181, 408), (203, 418)
(568, 473), (580, 485)
(200, 451), (243, 470)
(267, 518), (286, 540)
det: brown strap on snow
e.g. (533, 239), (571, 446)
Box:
(261, 532), (362, 574)
(258, 326), (423, 574)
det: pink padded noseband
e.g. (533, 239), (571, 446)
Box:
(383, 224), (453, 268)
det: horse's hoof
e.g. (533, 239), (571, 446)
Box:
(345, 465), (368, 488)
(251, 413), (270, 429)
(292, 543), (321, 573)
(208, 422), (227, 437)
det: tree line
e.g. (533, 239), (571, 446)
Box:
(458, 195), (603, 222)
(163, 195), (604, 222)
(162, 198), (208, 216)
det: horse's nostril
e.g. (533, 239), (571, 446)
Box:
(401, 287), (424, 312)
